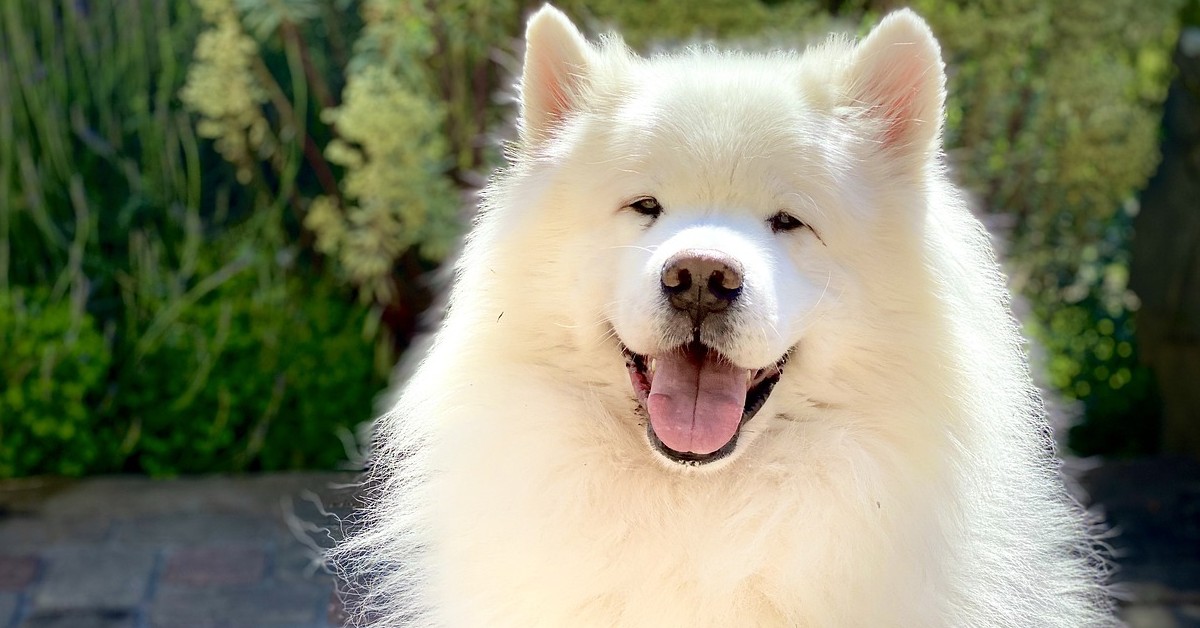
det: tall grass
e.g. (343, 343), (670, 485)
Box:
(0, 1), (384, 477)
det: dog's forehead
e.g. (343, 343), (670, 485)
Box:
(608, 57), (833, 162)
(599, 57), (836, 206)
(627, 61), (797, 128)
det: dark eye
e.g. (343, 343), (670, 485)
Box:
(768, 211), (805, 233)
(628, 197), (663, 219)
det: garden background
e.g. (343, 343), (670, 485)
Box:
(2, 0), (1198, 479)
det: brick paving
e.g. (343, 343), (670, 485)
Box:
(0, 474), (354, 628)
(0, 460), (1196, 627)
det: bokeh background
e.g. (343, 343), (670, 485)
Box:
(3, 0), (1197, 477)
(0, 0), (1198, 624)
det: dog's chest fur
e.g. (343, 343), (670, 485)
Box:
(420, 380), (952, 627)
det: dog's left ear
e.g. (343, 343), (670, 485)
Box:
(519, 5), (592, 146)
(843, 10), (946, 158)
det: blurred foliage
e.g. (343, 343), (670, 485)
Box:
(310, 62), (456, 296)
(111, 216), (380, 475)
(305, 0), (520, 301)
(0, 0), (384, 477)
(0, 0), (1186, 476)
(181, 0), (274, 185)
(911, 0), (1181, 454)
(0, 289), (111, 476)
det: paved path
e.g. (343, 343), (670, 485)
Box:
(0, 473), (355, 628)
(0, 459), (1196, 627)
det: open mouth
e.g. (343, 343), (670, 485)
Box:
(622, 340), (788, 465)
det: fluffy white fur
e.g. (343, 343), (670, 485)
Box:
(335, 6), (1116, 626)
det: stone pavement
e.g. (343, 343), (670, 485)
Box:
(0, 459), (1196, 628)
(0, 473), (356, 628)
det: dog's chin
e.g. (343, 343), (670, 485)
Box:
(620, 338), (790, 468)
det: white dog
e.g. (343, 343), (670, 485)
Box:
(335, 6), (1116, 626)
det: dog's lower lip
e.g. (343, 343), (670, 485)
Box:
(648, 427), (739, 465)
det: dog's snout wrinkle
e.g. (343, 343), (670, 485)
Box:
(661, 250), (743, 325)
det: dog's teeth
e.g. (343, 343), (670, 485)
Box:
(746, 370), (754, 385)
(649, 358), (657, 376)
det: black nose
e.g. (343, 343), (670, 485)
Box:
(661, 250), (743, 323)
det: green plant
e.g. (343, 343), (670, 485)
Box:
(1, 0), (210, 476)
(911, 0), (1180, 454)
(0, 0), (387, 477)
(115, 241), (382, 475)
(304, 0), (518, 302)
(0, 289), (112, 476)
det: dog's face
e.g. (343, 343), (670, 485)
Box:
(514, 7), (945, 467)
(600, 81), (843, 465)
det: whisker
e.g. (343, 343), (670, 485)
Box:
(794, 271), (836, 331)
(605, 244), (659, 253)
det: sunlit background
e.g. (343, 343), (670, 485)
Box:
(1, 0), (1197, 626)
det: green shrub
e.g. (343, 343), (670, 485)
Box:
(1, 0), (387, 477)
(116, 266), (381, 476)
(911, 0), (1180, 454)
(1038, 302), (1160, 456)
(0, 289), (113, 476)
(1025, 201), (1161, 455)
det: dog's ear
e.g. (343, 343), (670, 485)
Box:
(843, 10), (946, 158)
(519, 5), (592, 145)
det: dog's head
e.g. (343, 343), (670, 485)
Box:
(508, 6), (946, 467)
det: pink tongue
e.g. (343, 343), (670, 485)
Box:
(647, 351), (748, 455)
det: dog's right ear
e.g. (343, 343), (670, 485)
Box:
(519, 5), (592, 145)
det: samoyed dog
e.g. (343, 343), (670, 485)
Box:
(336, 6), (1116, 627)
